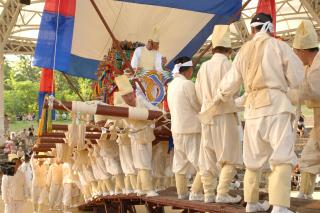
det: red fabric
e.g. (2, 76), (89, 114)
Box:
(39, 68), (55, 92)
(44, 0), (76, 17)
(163, 98), (170, 112)
(256, 0), (276, 35)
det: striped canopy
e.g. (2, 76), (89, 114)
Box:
(33, 0), (242, 79)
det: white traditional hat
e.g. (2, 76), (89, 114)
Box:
(115, 75), (134, 96)
(211, 25), (232, 49)
(150, 27), (160, 42)
(293, 20), (318, 49)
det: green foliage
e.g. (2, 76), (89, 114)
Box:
(4, 80), (38, 116)
(4, 56), (93, 118)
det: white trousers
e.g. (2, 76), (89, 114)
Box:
(4, 201), (25, 213)
(131, 141), (152, 170)
(172, 133), (200, 174)
(199, 113), (243, 176)
(119, 144), (136, 175)
(103, 157), (123, 175)
(48, 184), (63, 208)
(299, 128), (320, 174)
(244, 113), (297, 169)
(63, 183), (72, 207)
(32, 186), (47, 204)
(165, 150), (174, 177)
(152, 142), (167, 178)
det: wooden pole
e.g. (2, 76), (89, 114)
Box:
(48, 125), (171, 137)
(43, 99), (165, 121)
(193, 0), (254, 66)
(41, 132), (106, 140)
(52, 124), (101, 132)
(62, 73), (85, 102)
(34, 155), (55, 159)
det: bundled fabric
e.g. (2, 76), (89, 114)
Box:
(66, 113), (87, 150)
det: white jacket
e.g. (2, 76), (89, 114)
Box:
(218, 32), (304, 119)
(1, 170), (27, 202)
(31, 158), (48, 187)
(167, 74), (201, 134)
(195, 53), (239, 124)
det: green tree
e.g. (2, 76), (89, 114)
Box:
(3, 56), (94, 117)
(11, 56), (40, 82)
(4, 80), (38, 116)
(3, 61), (12, 90)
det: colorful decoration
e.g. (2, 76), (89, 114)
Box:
(92, 41), (144, 104)
(38, 96), (53, 137)
(138, 70), (166, 106)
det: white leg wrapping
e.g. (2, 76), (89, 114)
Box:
(103, 178), (115, 193)
(244, 169), (261, 203)
(175, 173), (188, 198)
(217, 164), (237, 196)
(299, 171), (316, 197)
(201, 173), (217, 202)
(115, 174), (125, 193)
(191, 172), (203, 194)
(129, 174), (137, 190)
(269, 164), (292, 208)
(139, 169), (154, 192)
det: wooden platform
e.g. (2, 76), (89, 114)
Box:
(78, 188), (320, 213)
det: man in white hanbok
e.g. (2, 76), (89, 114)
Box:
(288, 20), (320, 200)
(167, 57), (203, 201)
(210, 13), (304, 213)
(1, 155), (28, 213)
(195, 25), (243, 203)
(115, 75), (159, 197)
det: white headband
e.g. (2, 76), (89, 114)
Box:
(250, 21), (274, 33)
(172, 60), (193, 74)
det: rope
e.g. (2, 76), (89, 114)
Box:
(52, 0), (61, 93)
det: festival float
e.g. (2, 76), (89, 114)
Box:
(30, 0), (320, 212)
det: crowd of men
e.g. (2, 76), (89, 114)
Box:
(1, 12), (320, 213)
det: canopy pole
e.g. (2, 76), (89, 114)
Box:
(62, 72), (85, 102)
(193, 0), (253, 66)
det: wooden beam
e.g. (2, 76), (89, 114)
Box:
(39, 137), (98, 144)
(34, 155), (55, 159)
(51, 124), (171, 137)
(44, 99), (164, 121)
(52, 124), (101, 132)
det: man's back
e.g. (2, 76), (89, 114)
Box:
(220, 32), (304, 119)
(167, 74), (201, 134)
(196, 53), (231, 105)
